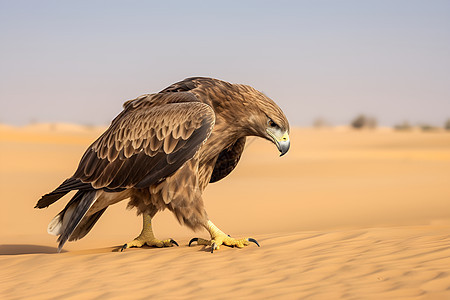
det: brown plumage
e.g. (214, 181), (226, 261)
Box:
(35, 77), (290, 251)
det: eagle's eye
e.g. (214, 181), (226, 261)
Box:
(267, 119), (277, 128)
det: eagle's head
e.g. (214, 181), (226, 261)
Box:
(238, 85), (290, 156)
(264, 113), (290, 156)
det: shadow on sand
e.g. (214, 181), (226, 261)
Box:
(1, 244), (211, 255)
(0, 244), (66, 255)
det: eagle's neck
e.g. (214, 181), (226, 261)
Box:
(199, 116), (242, 164)
(193, 82), (255, 162)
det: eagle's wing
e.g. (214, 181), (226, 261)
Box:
(73, 94), (215, 189)
(209, 137), (246, 183)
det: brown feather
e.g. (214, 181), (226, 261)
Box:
(209, 137), (246, 183)
(163, 136), (178, 154)
(149, 135), (163, 151)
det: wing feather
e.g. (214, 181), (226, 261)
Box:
(210, 137), (246, 183)
(172, 124), (182, 139)
(73, 93), (215, 190)
(149, 134), (163, 151)
(124, 141), (135, 158)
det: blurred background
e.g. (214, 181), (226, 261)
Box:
(1, 0), (449, 128)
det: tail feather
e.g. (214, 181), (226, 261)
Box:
(35, 178), (93, 209)
(47, 213), (64, 236)
(69, 207), (107, 241)
(56, 190), (98, 252)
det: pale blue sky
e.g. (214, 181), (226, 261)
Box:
(1, 0), (449, 126)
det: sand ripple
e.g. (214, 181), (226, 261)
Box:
(1, 226), (449, 299)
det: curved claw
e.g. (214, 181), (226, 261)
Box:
(120, 243), (128, 252)
(211, 242), (217, 253)
(248, 238), (260, 247)
(188, 238), (198, 247)
(170, 239), (179, 247)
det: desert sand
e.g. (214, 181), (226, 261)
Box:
(1, 125), (449, 299)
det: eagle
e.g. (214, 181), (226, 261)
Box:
(35, 77), (290, 253)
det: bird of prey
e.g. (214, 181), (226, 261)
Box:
(35, 77), (290, 253)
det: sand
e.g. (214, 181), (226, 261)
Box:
(1, 125), (449, 299)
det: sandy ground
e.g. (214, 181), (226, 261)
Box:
(1, 125), (450, 299)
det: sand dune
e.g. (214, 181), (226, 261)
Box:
(1, 125), (449, 299)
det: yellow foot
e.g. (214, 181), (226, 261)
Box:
(188, 220), (260, 253)
(120, 237), (178, 251)
(189, 234), (260, 253)
(120, 213), (178, 251)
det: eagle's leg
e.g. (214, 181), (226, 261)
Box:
(120, 213), (178, 251)
(189, 220), (260, 253)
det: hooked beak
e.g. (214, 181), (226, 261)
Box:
(266, 130), (290, 156)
